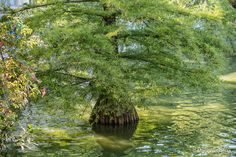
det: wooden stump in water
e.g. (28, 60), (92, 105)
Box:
(89, 95), (139, 125)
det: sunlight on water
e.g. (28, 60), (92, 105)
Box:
(221, 72), (236, 83)
(2, 83), (233, 157)
(1, 59), (236, 157)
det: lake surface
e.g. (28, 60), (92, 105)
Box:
(1, 58), (236, 157)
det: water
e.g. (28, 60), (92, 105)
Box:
(1, 58), (236, 157)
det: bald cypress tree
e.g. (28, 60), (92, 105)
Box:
(6, 0), (236, 125)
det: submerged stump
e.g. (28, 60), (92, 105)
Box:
(89, 95), (139, 125)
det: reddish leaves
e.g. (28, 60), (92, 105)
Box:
(0, 41), (4, 48)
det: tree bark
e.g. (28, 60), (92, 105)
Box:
(89, 95), (139, 125)
(89, 3), (139, 125)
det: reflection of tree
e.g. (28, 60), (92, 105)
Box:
(92, 123), (138, 157)
(223, 85), (236, 104)
(222, 57), (236, 108)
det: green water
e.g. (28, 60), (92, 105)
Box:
(1, 59), (236, 157)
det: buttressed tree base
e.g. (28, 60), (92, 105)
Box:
(89, 94), (139, 125)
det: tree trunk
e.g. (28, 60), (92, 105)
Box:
(89, 4), (138, 125)
(89, 95), (139, 125)
(229, 0), (236, 8)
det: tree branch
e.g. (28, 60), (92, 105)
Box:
(37, 69), (92, 83)
(8, 0), (99, 15)
(55, 71), (92, 82)
(65, 9), (111, 17)
(117, 30), (160, 39)
(119, 54), (185, 72)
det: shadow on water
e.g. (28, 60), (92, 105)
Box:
(92, 123), (138, 157)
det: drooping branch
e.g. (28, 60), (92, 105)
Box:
(54, 71), (92, 82)
(117, 30), (160, 39)
(64, 8), (114, 17)
(119, 54), (194, 73)
(37, 69), (92, 83)
(7, 0), (99, 15)
(119, 54), (173, 70)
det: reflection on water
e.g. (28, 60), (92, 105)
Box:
(1, 59), (236, 157)
(221, 72), (236, 83)
(92, 124), (137, 157)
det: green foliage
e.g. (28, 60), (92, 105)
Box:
(6, 0), (236, 106)
(0, 17), (40, 148)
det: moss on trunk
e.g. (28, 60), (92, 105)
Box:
(89, 95), (139, 125)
